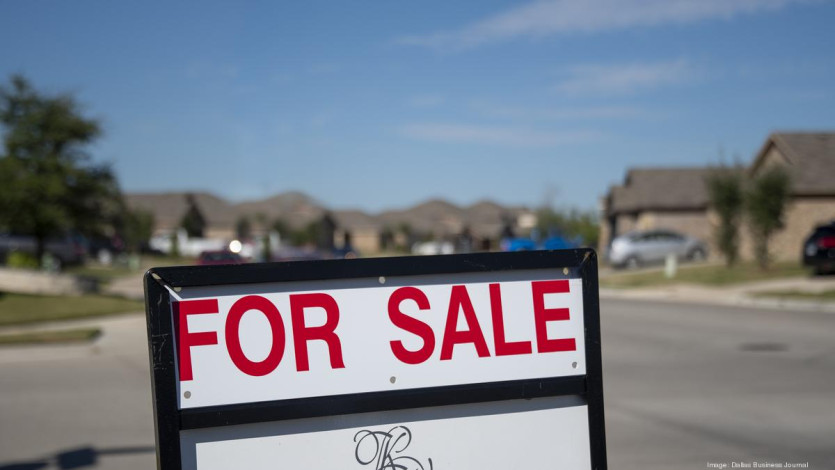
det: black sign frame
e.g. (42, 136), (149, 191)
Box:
(144, 249), (607, 470)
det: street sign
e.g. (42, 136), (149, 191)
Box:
(144, 250), (607, 470)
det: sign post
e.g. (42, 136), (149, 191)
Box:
(144, 250), (607, 469)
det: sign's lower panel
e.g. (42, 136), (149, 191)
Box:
(180, 395), (591, 470)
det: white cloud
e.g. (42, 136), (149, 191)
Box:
(398, 123), (599, 147)
(398, 0), (801, 50)
(553, 59), (694, 95)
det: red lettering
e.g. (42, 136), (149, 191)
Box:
(290, 293), (345, 371)
(388, 287), (435, 365)
(440, 285), (491, 360)
(225, 295), (286, 377)
(490, 283), (532, 356)
(176, 299), (219, 381)
(532, 280), (576, 353)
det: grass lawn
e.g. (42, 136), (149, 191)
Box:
(0, 293), (143, 326)
(751, 289), (835, 301)
(66, 254), (196, 284)
(601, 261), (810, 288)
(0, 327), (101, 346)
(66, 264), (137, 283)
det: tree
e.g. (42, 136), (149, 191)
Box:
(235, 216), (252, 240)
(705, 167), (744, 266)
(254, 212), (271, 261)
(272, 218), (291, 238)
(0, 75), (119, 266)
(180, 194), (206, 238)
(121, 208), (154, 253)
(536, 208), (599, 248)
(745, 166), (791, 270)
(379, 226), (395, 251)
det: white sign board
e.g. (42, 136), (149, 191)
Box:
(181, 397), (590, 470)
(175, 272), (586, 409)
(145, 251), (606, 470)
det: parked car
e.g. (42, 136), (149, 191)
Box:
(802, 221), (835, 275)
(86, 235), (126, 265)
(501, 235), (578, 252)
(0, 232), (87, 269)
(412, 241), (454, 256)
(197, 250), (244, 266)
(149, 229), (228, 257)
(607, 230), (707, 269)
(501, 237), (537, 251)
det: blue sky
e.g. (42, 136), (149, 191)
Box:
(1, 0), (834, 212)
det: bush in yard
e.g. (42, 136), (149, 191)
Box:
(6, 251), (38, 269)
(705, 167), (744, 266)
(745, 166), (791, 270)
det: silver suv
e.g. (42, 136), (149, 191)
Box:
(607, 230), (707, 269)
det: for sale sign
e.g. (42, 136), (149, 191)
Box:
(144, 250), (607, 470)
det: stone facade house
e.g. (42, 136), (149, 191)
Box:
(742, 132), (835, 261)
(599, 167), (715, 255)
(600, 132), (835, 262)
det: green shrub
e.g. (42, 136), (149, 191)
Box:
(6, 251), (38, 269)
(705, 168), (744, 266)
(746, 166), (791, 270)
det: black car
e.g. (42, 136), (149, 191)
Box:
(802, 222), (835, 274)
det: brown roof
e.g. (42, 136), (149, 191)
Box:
(378, 199), (465, 236)
(332, 210), (381, 231)
(125, 192), (237, 229)
(378, 199), (529, 238)
(607, 167), (713, 214)
(127, 191), (528, 239)
(233, 191), (325, 229)
(751, 132), (835, 196)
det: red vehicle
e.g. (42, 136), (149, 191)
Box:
(197, 250), (244, 266)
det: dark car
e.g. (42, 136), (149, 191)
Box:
(0, 232), (87, 269)
(86, 235), (126, 265)
(802, 222), (835, 275)
(197, 250), (244, 266)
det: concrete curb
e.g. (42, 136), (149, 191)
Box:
(0, 267), (99, 296)
(0, 311), (145, 336)
(600, 288), (835, 313)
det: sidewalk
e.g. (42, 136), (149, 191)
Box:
(0, 312), (146, 364)
(102, 273), (145, 300)
(600, 275), (835, 313)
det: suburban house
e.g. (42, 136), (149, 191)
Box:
(744, 132), (835, 260)
(127, 192), (238, 240)
(599, 167), (715, 257)
(600, 132), (835, 262)
(125, 191), (536, 255)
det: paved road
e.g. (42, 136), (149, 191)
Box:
(602, 299), (835, 469)
(0, 300), (833, 469)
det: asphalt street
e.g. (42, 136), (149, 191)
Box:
(0, 299), (833, 469)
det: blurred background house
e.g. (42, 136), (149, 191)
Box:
(601, 132), (835, 261)
(744, 132), (835, 260)
(125, 191), (537, 256)
(600, 167), (714, 255)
